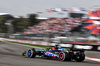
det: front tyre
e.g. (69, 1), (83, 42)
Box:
(27, 48), (36, 58)
(59, 52), (71, 61)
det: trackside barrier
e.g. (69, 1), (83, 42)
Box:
(4, 39), (50, 46)
(4, 38), (100, 51)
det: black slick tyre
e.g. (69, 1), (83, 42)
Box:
(27, 48), (36, 58)
(75, 54), (85, 62)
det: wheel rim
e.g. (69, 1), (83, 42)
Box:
(60, 54), (64, 59)
(28, 50), (31, 56)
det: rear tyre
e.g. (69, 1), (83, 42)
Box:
(27, 48), (36, 58)
(75, 54), (85, 62)
(59, 52), (71, 61)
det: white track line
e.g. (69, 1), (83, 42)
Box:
(86, 57), (100, 62)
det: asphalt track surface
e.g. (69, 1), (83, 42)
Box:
(0, 41), (100, 66)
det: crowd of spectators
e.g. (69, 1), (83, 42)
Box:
(23, 17), (84, 34)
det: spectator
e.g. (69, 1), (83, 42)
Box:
(23, 17), (83, 34)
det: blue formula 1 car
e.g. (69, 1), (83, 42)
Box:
(22, 45), (85, 62)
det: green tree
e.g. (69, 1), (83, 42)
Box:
(28, 14), (39, 26)
(12, 17), (30, 33)
(0, 16), (7, 33)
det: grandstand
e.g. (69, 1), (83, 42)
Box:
(23, 17), (84, 35)
(22, 8), (88, 41)
(23, 7), (88, 35)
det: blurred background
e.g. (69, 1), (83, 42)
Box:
(0, 0), (100, 49)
